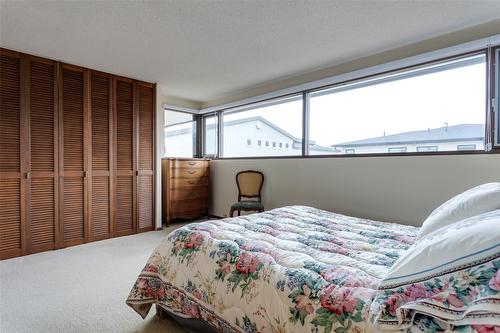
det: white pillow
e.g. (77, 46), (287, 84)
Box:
(373, 210), (500, 330)
(418, 182), (500, 239)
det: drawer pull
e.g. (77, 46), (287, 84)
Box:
(188, 170), (196, 174)
(188, 162), (196, 165)
(188, 180), (195, 185)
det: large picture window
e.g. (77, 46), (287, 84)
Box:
(309, 53), (487, 155)
(195, 45), (499, 159)
(164, 109), (197, 157)
(221, 95), (305, 157)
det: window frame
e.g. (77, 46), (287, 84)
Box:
(164, 109), (199, 158)
(201, 112), (218, 158)
(196, 47), (500, 160)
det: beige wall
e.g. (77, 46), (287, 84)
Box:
(210, 154), (500, 226)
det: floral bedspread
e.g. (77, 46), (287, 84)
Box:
(126, 206), (495, 333)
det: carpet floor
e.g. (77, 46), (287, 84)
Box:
(0, 223), (190, 333)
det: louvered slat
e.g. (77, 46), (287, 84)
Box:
(0, 179), (21, 258)
(138, 85), (153, 170)
(30, 178), (55, 247)
(62, 69), (84, 171)
(116, 176), (133, 233)
(30, 61), (55, 172)
(61, 68), (85, 245)
(0, 54), (21, 173)
(91, 177), (109, 239)
(63, 177), (84, 242)
(91, 74), (109, 171)
(137, 84), (154, 232)
(138, 175), (153, 230)
(116, 80), (133, 171)
(28, 59), (57, 252)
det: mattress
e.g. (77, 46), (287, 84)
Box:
(126, 206), (492, 332)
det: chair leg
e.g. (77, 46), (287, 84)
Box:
(230, 208), (235, 217)
(238, 210), (241, 216)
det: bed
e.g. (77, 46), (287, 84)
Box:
(126, 203), (500, 333)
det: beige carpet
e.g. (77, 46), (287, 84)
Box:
(0, 223), (190, 333)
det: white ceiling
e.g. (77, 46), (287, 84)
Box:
(1, 1), (500, 106)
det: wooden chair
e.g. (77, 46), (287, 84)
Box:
(230, 170), (264, 217)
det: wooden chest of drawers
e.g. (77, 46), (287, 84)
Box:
(161, 158), (210, 225)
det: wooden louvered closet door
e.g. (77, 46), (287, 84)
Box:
(114, 78), (135, 236)
(59, 65), (88, 247)
(27, 56), (59, 253)
(136, 82), (155, 232)
(0, 50), (25, 259)
(89, 72), (112, 241)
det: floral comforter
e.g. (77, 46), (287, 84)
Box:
(126, 206), (496, 333)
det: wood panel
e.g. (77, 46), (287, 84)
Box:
(30, 178), (55, 251)
(0, 53), (21, 173)
(62, 177), (84, 244)
(115, 78), (135, 235)
(116, 80), (133, 171)
(115, 176), (134, 235)
(0, 51), (24, 259)
(91, 74), (110, 171)
(60, 66), (87, 246)
(0, 179), (22, 259)
(28, 58), (57, 252)
(137, 83), (154, 232)
(90, 176), (109, 240)
(138, 175), (153, 231)
(89, 73), (111, 241)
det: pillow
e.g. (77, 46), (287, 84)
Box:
(371, 210), (500, 330)
(418, 182), (500, 239)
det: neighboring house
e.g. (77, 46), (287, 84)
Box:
(333, 124), (484, 154)
(165, 116), (338, 157)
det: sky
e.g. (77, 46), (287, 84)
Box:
(223, 55), (486, 147)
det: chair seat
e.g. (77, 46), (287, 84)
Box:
(231, 201), (264, 210)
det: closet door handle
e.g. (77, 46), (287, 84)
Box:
(83, 171), (88, 178)
(26, 172), (31, 179)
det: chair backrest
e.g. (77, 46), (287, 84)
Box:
(236, 170), (264, 201)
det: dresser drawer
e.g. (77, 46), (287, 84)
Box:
(170, 177), (209, 188)
(170, 198), (208, 214)
(170, 167), (209, 179)
(169, 187), (209, 201)
(170, 160), (209, 169)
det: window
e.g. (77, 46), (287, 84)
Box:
(203, 113), (217, 156)
(247, 139), (252, 146)
(257, 140), (262, 146)
(345, 148), (355, 154)
(416, 146), (438, 152)
(457, 144), (477, 151)
(285, 143), (289, 149)
(388, 147), (408, 153)
(265, 140), (269, 147)
(309, 54), (486, 155)
(222, 95), (303, 157)
(164, 109), (196, 157)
